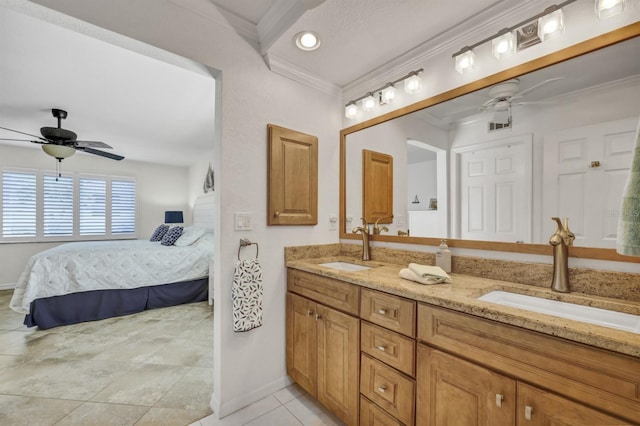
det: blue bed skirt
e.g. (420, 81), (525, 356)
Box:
(24, 278), (208, 330)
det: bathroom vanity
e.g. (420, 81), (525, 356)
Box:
(285, 244), (640, 426)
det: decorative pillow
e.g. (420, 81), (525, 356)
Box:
(150, 224), (169, 242)
(174, 226), (206, 247)
(161, 226), (184, 246)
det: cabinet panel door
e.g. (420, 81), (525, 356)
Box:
(416, 345), (515, 426)
(360, 396), (404, 426)
(516, 382), (628, 425)
(317, 304), (360, 426)
(286, 293), (317, 397)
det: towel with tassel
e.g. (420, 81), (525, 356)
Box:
(617, 117), (640, 256)
(400, 266), (450, 285)
(232, 259), (263, 332)
(408, 263), (452, 283)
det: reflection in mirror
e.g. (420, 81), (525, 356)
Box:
(344, 34), (640, 251)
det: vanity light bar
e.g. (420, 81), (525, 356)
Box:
(344, 69), (424, 119)
(452, 0), (580, 73)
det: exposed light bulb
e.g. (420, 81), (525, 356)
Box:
(381, 85), (397, 103)
(455, 50), (475, 74)
(345, 102), (358, 119)
(538, 9), (564, 41)
(595, 0), (625, 19)
(404, 74), (422, 94)
(362, 93), (377, 111)
(492, 31), (515, 59)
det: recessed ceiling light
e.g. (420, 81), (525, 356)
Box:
(294, 31), (321, 51)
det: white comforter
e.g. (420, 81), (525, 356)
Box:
(10, 233), (214, 314)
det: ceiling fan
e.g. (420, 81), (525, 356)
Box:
(0, 108), (124, 162)
(481, 77), (564, 124)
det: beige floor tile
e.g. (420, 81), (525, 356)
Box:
(176, 317), (214, 341)
(143, 338), (212, 367)
(55, 401), (150, 425)
(273, 384), (305, 405)
(135, 407), (212, 426)
(0, 358), (129, 400)
(0, 329), (51, 356)
(245, 406), (302, 426)
(93, 336), (175, 363)
(215, 395), (282, 426)
(0, 310), (26, 331)
(90, 363), (189, 406)
(285, 394), (344, 426)
(23, 332), (129, 362)
(0, 394), (82, 426)
(155, 367), (213, 411)
(0, 354), (27, 370)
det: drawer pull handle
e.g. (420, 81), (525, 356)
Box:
(307, 310), (314, 316)
(377, 385), (387, 393)
(376, 345), (387, 352)
(315, 313), (322, 321)
(377, 309), (387, 315)
(524, 405), (533, 421)
(495, 394), (504, 408)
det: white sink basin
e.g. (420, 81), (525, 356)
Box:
(478, 291), (640, 334)
(317, 261), (372, 272)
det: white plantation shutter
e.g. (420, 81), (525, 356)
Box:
(79, 177), (106, 235)
(111, 179), (135, 234)
(2, 171), (37, 237)
(43, 175), (73, 236)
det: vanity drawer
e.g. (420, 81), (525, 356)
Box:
(418, 303), (640, 424)
(361, 353), (415, 425)
(361, 289), (415, 337)
(361, 321), (415, 377)
(360, 396), (403, 426)
(288, 269), (359, 315)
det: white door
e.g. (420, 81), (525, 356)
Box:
(542, 117), (637, 248)
(459, 137), (532, 242)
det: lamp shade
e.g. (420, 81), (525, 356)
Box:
(164, 210), (184, 224)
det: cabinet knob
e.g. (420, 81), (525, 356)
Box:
(377, 309), (387, 315)
(315, 313), (322, 321)
(274, 211), (280, 217)
(377, 385), (387, 393)
(376, 345), (387, 352)
(495, 393), (504, 408)
(524, 405), (533, 421)
(307, 310), (314, 316)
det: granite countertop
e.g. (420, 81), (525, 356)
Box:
(286, 255), (640, 358)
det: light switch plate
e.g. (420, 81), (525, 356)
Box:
(234, 212), (253, 230)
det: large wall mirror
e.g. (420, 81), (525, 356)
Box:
(340, 25), (640, 262)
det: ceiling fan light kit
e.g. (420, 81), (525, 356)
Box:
(451, 0), (626, 74)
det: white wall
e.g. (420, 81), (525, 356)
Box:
(17, 0), (342, 417)
(0, 144), (189, 286)
(407, 160), (437, 212)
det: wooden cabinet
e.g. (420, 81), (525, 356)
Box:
(417, 345), (515, 425)
(362, 149), (393, 224)
(267, 124), (318, 225)
(286, 273), (360, 426)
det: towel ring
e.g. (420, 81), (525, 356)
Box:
(238, 238), (259, 260)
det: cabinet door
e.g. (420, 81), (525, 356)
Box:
(417, 345), (516, 426)
(286, 292), (317, 397)
(316, 304), (360, 426)
(516, 382), (628, 425)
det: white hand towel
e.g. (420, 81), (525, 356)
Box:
(399, 268), (449, 285)
(408, 263), (452, 283)
(232, 259), (263, 332)
(617, 117), (640, 256)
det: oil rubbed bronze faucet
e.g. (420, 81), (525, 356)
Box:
(549, 217), (575, 293)
(372, 216), (391, 235)
(352, 218), (371, 261)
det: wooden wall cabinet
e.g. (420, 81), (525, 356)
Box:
(362, 149), (393, 224)
(286, 272), (360, 426)
(268, 124), (318, 225)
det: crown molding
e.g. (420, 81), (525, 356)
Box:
(342, 0), (551, 102)
(265, 53), (340, 95)
(257, 0), (308, 55)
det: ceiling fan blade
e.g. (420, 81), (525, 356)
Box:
(77, 146), (124, 160)
(0, 137), (45, 144)
(512, 77), (565, 100)
(74, 140), (113, 149)
(0, 126), (47, 142)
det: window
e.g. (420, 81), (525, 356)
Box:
(1, 168), (136, 242)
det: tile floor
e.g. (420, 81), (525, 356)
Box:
(0, 290), (342, 425)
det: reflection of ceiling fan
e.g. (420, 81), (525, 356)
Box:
(0, 108), (124, 162)
(481, 77), (564, 124)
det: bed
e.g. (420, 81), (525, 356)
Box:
(9, 195), (215, 329)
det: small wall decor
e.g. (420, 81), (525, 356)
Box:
(429, 198), (438, 210)
(203, 163), (214, 193)
(412, 195), (420, 204)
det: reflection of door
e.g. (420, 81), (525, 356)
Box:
(459, 137), (532, 242)
(362, 149), (393, 224)
(542, 118), (636, 248)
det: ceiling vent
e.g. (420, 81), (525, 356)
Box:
(488, 120), (512, 132)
